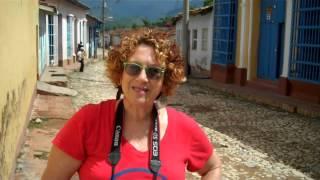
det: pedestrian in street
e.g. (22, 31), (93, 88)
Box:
(76, 42), (86, 72)
(42, 29), (221, 179)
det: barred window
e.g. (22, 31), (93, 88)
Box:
(289, 0), (320, 83)
(48, 15), (55, 64)
(201, 28), (208, 51)
(192, 29), (197, 50)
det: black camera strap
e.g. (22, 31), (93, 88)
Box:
(108, 100), (161, 180)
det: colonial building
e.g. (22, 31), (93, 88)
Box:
(211, 0), (320, 103)
(175, 6), (214, 77)
(38, 0), (89, 76)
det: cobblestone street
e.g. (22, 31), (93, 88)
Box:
(68, 60), (319, 179)
(15, 60), (319, 180)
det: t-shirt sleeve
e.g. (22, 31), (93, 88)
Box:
(186, 116), (213, 172)
(52, 105), (91, 161)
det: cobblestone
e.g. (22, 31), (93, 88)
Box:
(171, 84), (319, 179)
(68, 61), (117, 109)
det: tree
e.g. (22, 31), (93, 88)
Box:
(203, 0), (213, 6)
(152, 16), (173, 27)
(132, 23), (138, 29)
(142, 18), (151, 27)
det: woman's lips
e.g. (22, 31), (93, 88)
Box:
(132, 86), (148, 95)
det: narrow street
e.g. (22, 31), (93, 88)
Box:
(16, 60), (319, 179)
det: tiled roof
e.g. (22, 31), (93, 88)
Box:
(87, 14), (103, 23)
(172, 5), (213, 25)
(66, 0), (90, 10)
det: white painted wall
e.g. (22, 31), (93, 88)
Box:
(45, 14), (50, 66)
(62, 16), (67, 60)
(71, 15), (75, 57)
(175, 11), (213, 73)
(83, 20), (89, 55)
(282, 0), (293, 78)
(188, 12), (213, 72)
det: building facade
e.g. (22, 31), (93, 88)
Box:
(175, 6), (214, 76)
(0, 1), (39, 179)
(38, 0), (89, 71)
(212, 0), (320, 103)
(87, 14), (102, 59)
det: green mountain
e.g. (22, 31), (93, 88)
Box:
(80, 0), (203, 28)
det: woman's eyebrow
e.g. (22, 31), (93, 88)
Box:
(129, 60), (160, 66)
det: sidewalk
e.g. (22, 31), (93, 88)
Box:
(14, 94), (76, 180)
(14, 58), (102, 180)
(187, 77), (320, 118)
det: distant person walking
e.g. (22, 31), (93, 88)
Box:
(76, 42), (86, 72)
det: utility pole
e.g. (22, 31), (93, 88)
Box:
(182, 0), (190, 76)
(102, 0), (106, 60)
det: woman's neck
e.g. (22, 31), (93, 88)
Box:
(123, 99), (153, 123)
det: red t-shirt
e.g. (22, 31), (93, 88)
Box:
(53, 99), (213, 179)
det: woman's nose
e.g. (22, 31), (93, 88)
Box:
(137, 68), (149, 81)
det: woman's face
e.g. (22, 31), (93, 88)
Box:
(121, 44), (164, 106)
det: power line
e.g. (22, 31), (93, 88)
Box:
(102, 0), (106, 60)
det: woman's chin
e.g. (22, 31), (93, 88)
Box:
(129, 97), (152, 106)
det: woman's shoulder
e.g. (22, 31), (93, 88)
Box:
(166, 106), (198, 128)
(77, 99), (117, 117)
(166, 106), (192, 118)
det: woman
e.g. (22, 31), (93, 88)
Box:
(42, 29), (221, 179)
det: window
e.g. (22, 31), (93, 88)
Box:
(48, 15), (55, 64)
(201, 28), (208, 51)
(289, 0), (320, 83)
(212, 0), (237, 64)
(192, 29), (197, 50)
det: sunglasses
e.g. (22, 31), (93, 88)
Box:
(123, 62), (165, 80)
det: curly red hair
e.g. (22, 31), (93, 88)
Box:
(106, 29), (185, 96)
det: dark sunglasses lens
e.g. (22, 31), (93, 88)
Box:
(125, 64), (141, 76)
(146, 67), (162, 79)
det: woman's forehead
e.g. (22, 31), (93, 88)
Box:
(129, 46), (155, 61)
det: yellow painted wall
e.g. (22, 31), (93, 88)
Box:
(0, 1), (38, 179)
(235, 1), (250, 69)
(235, 0), (261, 80)
(249, 0), (262, 80)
